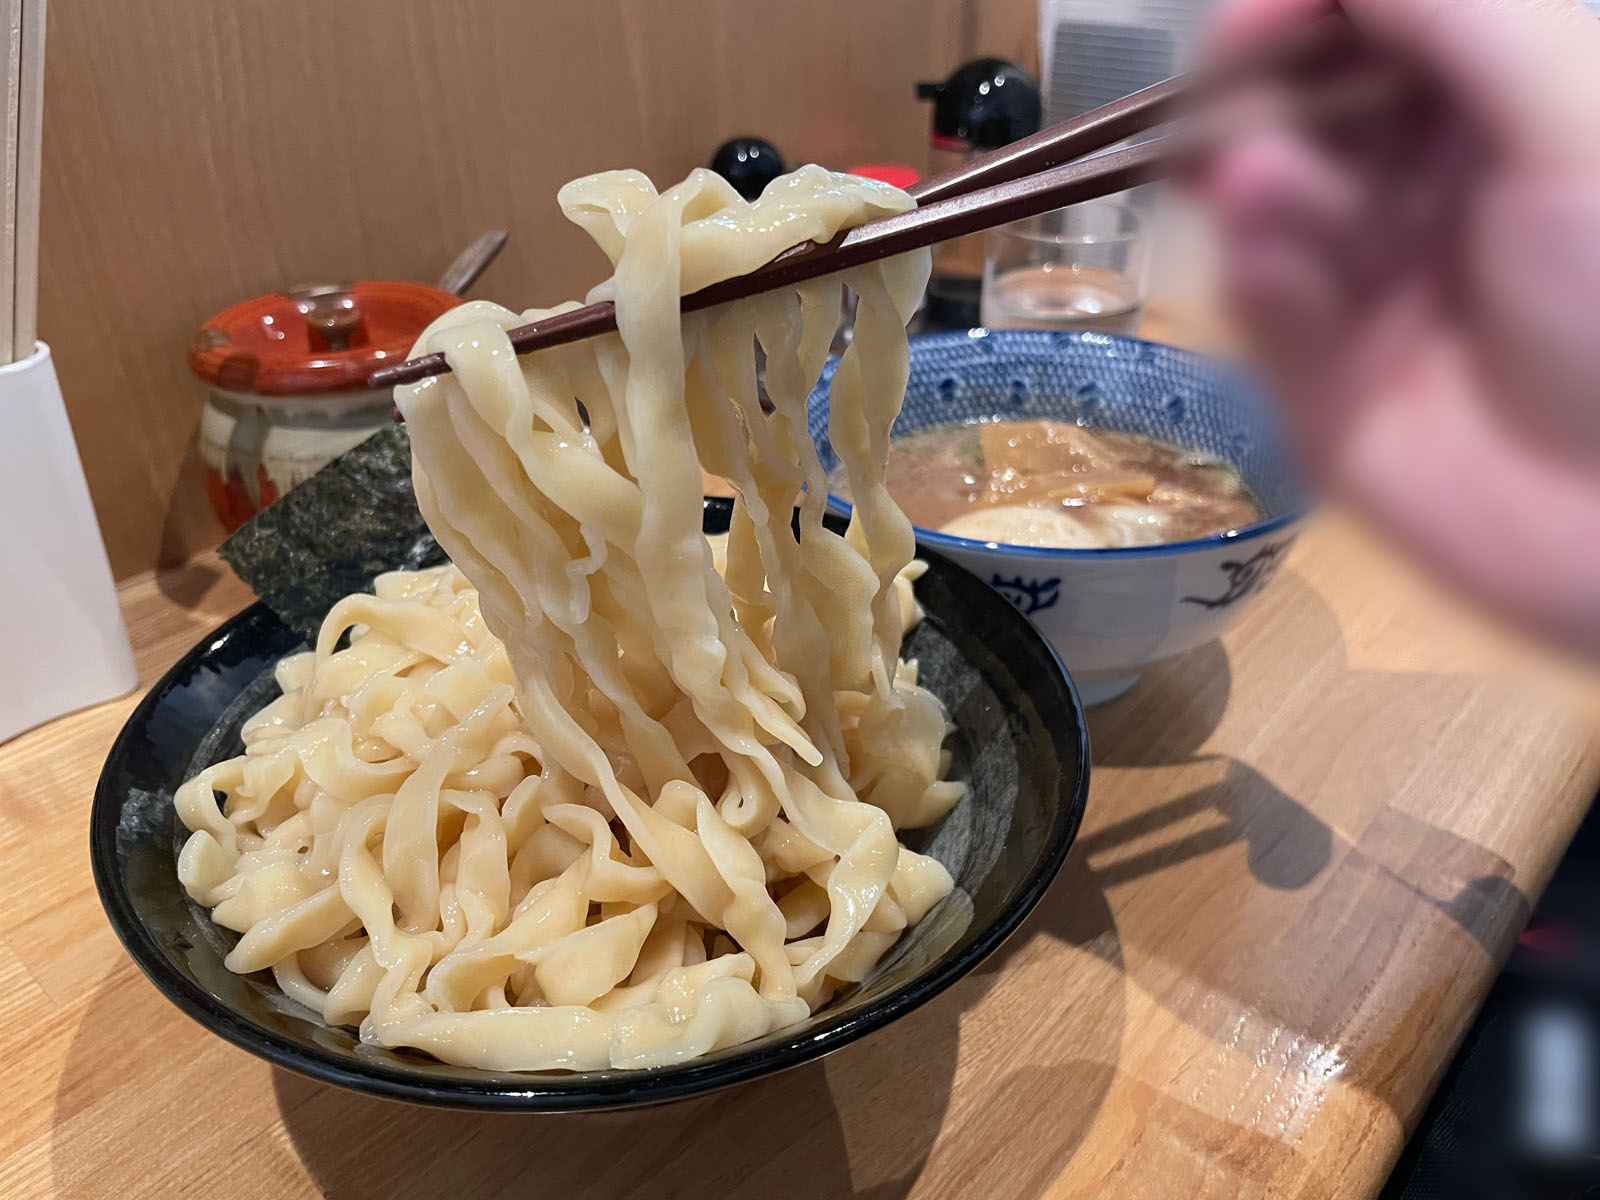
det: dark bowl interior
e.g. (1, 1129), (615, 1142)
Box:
(90, 497), (1089, 1110)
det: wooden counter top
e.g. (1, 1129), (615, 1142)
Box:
(2, 510), (1596, 1199)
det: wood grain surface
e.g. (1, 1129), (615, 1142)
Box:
(39, 0), (1034, 580)
(2, 505), (1595, 1198)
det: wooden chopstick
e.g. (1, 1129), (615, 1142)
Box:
(370, 15), (1370, 391)
(369, 142), (1173, 392)
(0, 0), (23, 366)
(12, 0), (44, 358)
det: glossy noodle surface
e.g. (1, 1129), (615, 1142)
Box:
(174, 166), (961, 1071)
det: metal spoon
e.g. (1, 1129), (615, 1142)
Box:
(436, 230), (509, 295)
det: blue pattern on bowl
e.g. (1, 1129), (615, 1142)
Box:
(808, 329), (1305, 543)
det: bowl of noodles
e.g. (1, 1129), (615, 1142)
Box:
(90, 165), (1090, 1110)
(91, 498), (1087, 1109)
(811, 328), (1308, 704)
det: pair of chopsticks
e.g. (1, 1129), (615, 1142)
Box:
(371, 14), (1396, 390)
(0, 0), (45, 364)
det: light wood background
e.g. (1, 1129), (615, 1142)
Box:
(40, 0), (1034, 579)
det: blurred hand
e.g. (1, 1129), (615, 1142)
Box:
(1198, 0), (1600, 653)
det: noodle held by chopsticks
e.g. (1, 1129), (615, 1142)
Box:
(175, 166), (962, 1071)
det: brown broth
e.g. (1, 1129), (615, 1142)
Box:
(829, 418), (1264, 549)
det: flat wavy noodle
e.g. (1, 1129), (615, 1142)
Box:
(175, 165), (963, 1071)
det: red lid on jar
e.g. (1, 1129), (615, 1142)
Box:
(848, 164), (922, 191)
(188, 280), (459, 395)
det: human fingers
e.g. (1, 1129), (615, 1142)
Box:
(1208, 0), (1600, 164)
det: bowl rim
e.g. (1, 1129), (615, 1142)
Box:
(89, 535), (1091, 1111)
(825, 496), (1306, 561)
(815, 327), (1311, 560)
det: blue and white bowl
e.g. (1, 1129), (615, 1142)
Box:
(809, 329), (1308, 705)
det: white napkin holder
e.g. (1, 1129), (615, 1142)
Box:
(0, 342), (137, 742)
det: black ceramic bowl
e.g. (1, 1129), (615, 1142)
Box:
(90, 499), (1089, 1110)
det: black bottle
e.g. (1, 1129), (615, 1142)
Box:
(709, 138), (786, 201)
(916, 60), (1042, 329)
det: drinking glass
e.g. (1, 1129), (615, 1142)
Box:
(980, 200), (1148, 336)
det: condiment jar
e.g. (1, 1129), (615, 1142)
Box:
(187, 281), (457, 530)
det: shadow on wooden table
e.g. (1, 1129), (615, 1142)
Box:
(154, 432), (226, 586)
(1017, 568), (1534, 1130)
(1089, 638), (1236, 769)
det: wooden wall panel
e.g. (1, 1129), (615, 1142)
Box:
(38, 0), (1036, 577)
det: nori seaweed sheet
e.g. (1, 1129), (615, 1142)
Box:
(217, 424), (445, 642)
